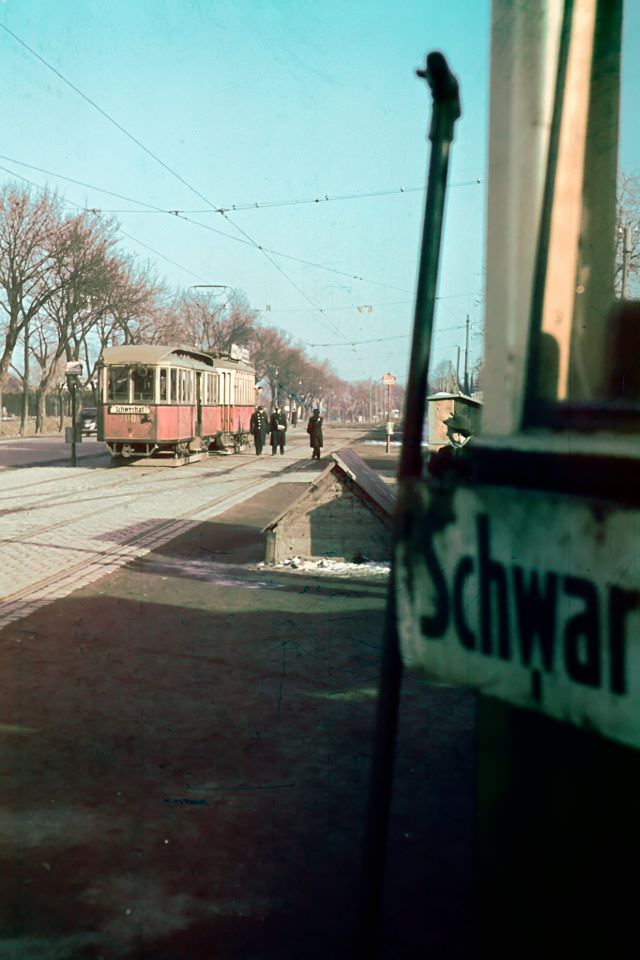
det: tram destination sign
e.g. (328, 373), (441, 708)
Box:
(395, 483), (640, 749)
(109, 404), (151, 415)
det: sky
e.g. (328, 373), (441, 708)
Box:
(0, 2), (636, 387)
(0, 0), (489, 386)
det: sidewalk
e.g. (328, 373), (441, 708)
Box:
(0, 456), (474, 959)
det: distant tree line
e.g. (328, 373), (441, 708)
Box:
(0, 183), (403, 434)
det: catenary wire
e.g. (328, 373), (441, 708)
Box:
(0, 25), (361, 343)
(0, 152), (411, 294)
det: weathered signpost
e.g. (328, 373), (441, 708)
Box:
(381, 372), (397, 453)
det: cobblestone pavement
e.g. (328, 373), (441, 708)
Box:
(0, 428), (360, 630)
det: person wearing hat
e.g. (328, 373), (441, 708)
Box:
(249, 404), (269, 455)
(443, 409), (472, 448)
(306, 408), (324, 459)
(269, 405), (287, 455)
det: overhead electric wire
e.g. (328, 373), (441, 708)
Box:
(0, 153), (482, 335)
(0, 23), (218, 213)
(0, 22), (483, 362)
(117, 228), (209, 282)
(66, 178), (482, 215)
(306, 317), (482, 350)
(0, 24), (359, 342)
(0, 152), (411, 294)
(0, 161), (211, 283)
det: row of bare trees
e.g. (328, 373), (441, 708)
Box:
(0, 185), (158, 432)
(0, 182), (400, 433)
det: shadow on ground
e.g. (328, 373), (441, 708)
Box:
(0, 455), (474, 959)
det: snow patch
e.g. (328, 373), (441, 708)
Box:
(258, 557), (390, 577)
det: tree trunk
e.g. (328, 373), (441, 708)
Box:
(36, 389), (46, 434)
(20, 321), (30, 436)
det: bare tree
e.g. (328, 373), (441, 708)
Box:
(153, 289), (257, 354)
(616, 173), (640, 298)
(0, 185), (62, 433)
(30, 212), (125, 430)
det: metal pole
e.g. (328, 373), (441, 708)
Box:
(463, 314), (470, 394)
(358, 51), (461, 958)
(622, 223), (631, 298)
(385, 384), (391, 454)
(69, 377), (77, 467)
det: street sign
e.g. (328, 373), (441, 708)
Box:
(395, 482), (640, 749)
(381, 372), (397, 385)
(64, 361), (83, 377)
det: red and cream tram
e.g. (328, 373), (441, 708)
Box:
(97, 344), (256, 459)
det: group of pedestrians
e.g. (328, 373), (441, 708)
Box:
(249, 404), (323, 459)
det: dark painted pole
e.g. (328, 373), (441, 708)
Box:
(358, 52), (461, 958)
(69, 376), (77, 467)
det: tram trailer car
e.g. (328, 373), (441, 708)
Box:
(98, 345), (256, 459)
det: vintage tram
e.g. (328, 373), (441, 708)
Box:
(97, 344), (256, 459)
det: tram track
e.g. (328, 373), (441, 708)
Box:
(0, 443), (316, 630)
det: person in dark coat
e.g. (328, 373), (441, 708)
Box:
(306, 408), (323, 459)
(249, 405), (269, 455)
(269, 405), (287, 455)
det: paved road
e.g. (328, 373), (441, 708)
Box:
(0, 427), (363, 629)
(0, 434), (108, 469)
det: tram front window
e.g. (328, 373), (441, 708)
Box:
(131, 366), (155, 402)
(109, 366), (129, 402)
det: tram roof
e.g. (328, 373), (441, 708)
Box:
(102, 344), (242, 368)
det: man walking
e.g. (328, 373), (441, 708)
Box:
(306, 407), (324, 459)
(249, 404), (268, 455)
(270, 405), (287, 455)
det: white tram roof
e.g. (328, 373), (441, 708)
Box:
(102, 344), (253, 372)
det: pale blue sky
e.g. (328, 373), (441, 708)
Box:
(0, 2), (636, 383)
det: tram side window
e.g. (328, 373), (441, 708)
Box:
(109, 366), (129, 401)
(179, 370), (188, 403)
(170, 368), (177, 403)
(159, 368), (168, 402)
(132, 365), (155, 401)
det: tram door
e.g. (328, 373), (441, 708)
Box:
(390, 2), (639, 956)
(195, 371), (203, 438)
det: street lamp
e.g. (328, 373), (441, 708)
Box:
(187, 284), (234, 306)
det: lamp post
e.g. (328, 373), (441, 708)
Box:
(187, 284), (234, 305)
(64, 360), (83, 466)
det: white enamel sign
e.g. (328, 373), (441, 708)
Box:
(109, 405), (150, 415)
(395, 483), (640, 749)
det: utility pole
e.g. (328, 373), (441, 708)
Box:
(621, 223), (632, 298)
(456, 345), (461, 391)
(463, 314), (470, 395)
